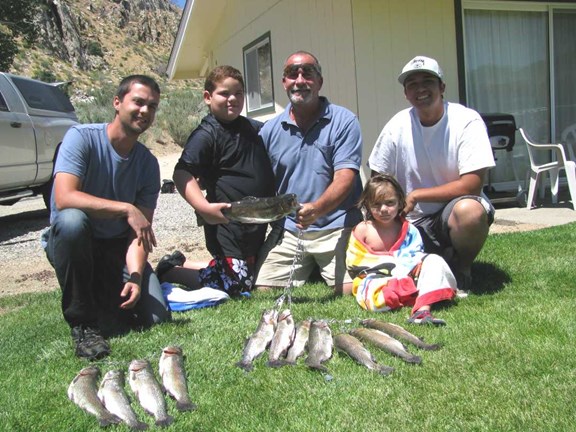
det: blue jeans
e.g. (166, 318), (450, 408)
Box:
(44, 208), (171, 329)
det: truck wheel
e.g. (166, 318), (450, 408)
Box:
(41, 180), (53, 215)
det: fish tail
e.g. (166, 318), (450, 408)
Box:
(266, 359), (287, 368)
(378, 365), (395, 376)
(176, 400), (197, 412)
(98, 413), (122, 427)
(235, 361), (254, 372)
(420, 343), (442, 351)
(128, 420), (149, 430)
(405, 355), (422, 365)
(155, 414), (174, 427)
(306, 362), (329, 373)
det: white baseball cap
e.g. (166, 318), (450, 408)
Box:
(398, 56), (443, 85)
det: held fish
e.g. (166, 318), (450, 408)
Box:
(361, 319), (442, 351)
(305, 320), (333, 372)
(98, 369), (148, 430)
(159, 346), (197, 412)
(222, 194), (300, 224)
(236, 309), (278, 372)
(285, 319), (311, 365)
(266, 309), (296, 368)
(334, 333), (394, 376)
(68, 366), (122, 427)
(128, 359), (174, 427)
(350, 328), (422, 365)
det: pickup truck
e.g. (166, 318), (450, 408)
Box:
(0, 72), (78, 210)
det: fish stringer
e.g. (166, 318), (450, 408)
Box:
(273, 228), (304, 311)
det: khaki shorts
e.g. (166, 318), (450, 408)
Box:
(256, 228), (353, 288)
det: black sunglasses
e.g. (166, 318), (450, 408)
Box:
(283, 63), (321, 80)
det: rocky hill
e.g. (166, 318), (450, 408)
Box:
(9, 0), (184, 93)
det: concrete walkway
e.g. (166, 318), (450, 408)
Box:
(490, 191), (575, 233)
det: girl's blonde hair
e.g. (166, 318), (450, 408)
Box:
(357, 174), (406, 220)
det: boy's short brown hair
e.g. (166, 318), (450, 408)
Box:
(204, 66), (245, 94)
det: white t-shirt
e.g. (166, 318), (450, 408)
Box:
(368, 102), (495, 219)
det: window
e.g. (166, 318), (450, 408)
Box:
(11, 76), (75, 113)
(462, 2), (576, 187)
(243, 32), (274, 115)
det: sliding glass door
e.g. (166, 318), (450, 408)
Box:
(463, 2), (576, 188)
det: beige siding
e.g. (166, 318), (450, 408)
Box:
(352, 0), (458, 165)
(203, 0), (358, 118)
(177, 0), (459, 178)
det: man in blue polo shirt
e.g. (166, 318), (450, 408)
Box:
(256, 51), (363, 295)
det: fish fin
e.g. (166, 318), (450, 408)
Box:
(378, 365), (395, 376)
(420, 343), (442, 351)
(98, 413), (122, 427)
(176, 400), (197, 412)
(155, 415), (174, 427)
(405, 355), (422, 365)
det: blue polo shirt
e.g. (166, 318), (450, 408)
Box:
(260, 97), (363, 232)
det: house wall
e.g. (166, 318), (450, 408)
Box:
(198, 0), (459, 177)
(206, 0), (358, 121)
(351, 0), (459, 160)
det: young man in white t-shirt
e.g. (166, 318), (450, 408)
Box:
(368, 56), (495, 299)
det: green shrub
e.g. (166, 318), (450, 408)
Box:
(86, 40), (104, 57)
(156, 86), (206, 146)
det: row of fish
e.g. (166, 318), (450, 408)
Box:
(236, 310), (442, 374)
(68, 346), (195, 429)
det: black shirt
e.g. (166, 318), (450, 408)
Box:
(175, 113), (275, 258)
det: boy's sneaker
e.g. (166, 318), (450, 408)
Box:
(156, 250), (187, 278)
(71, 325), (110, 360)
(407, 310), (446, 326)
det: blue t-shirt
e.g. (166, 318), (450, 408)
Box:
(51, 123), (160, 238)
(259, 97), (363, 232)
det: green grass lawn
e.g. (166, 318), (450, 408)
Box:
(1, 223), (575, 432)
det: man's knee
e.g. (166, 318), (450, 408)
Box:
(52, 209), (92, 241)
(449, 198), (489, 230)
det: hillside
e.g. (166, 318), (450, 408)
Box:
(7, 0), (205, 152)
(8, 0), (186, 95)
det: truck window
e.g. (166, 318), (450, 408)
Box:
(10, 76), (75, 113)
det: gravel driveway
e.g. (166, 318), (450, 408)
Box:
(0, 152), (208, 298)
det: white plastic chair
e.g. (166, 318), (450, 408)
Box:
(560, 123), (576, 161)
(519, 127), (576, 210)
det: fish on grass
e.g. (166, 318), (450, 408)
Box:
(266, 309), (296, 368)
(68, 365), (122, 427)
(361, 319), (442, 351)
(304, 320), (333, 372)
(159, 346), (197, 412)
(350, 328), (422, 365)
(334, 333), (395, 376)
(236, 309), (278, 372)
(129, 359), (174, 427)
(285, 319), (311, 365)
(98, 369), (148, 430)
(222, 194), (300, 224)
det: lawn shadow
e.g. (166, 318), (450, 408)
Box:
(471, 261), (510, 295)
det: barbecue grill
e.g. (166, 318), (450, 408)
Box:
(481, 113), (524, 205)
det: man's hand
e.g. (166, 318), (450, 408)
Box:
(119, 281), (141, 309)
(403, 191), (418, 216)
(126, 205), (157, 253)
(296, 202), (318, 229)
